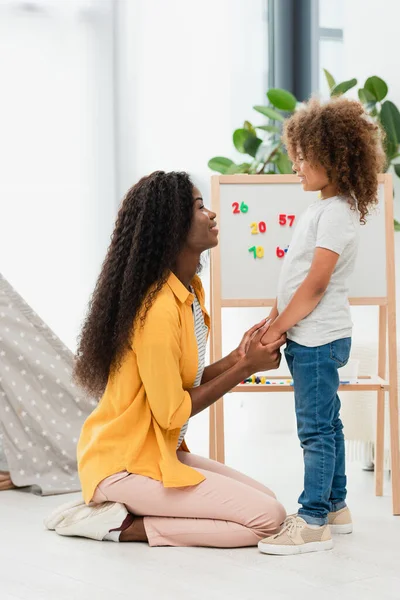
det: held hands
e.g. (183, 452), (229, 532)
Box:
(243, 321), (286, 373)
(234, 318), (268, 360)
(260, 321), (284, 346)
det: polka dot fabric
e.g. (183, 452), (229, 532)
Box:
(0, 273), (96, 495)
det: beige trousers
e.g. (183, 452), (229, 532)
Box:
(93, 452), (286, 547)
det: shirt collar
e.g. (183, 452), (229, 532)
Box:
(167, 272), (201, 306)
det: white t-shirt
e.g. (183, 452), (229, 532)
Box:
(277, 196), (360, 347)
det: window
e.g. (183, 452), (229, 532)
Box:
(318, 0), (345, 96)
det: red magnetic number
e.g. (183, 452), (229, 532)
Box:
(279, 214), (295, 227)
(250, 221), (267, 234)
(276, 246), (285, 258)
(232, 202), (240, 214)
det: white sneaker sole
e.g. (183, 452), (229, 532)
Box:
(55, 501), (128, 541)
(44, 497), (86, 530)
(329, 523), (353, 534)
(258, 539), (334, 555)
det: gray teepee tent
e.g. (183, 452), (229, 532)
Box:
(0, 273), (96, 494)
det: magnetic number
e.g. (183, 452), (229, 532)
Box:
(279, 214), (295, 227)
(276, 246), (288, 258)
(232, 201), (249, 214)
(249, 246), (264, 259)
(250, 221), (267, 234)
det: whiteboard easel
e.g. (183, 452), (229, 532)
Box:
(210, 174), (400, 516)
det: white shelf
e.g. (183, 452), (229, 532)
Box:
(232, 376), (389, 393)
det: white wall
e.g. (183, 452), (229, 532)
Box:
(0, 0), (116, 351)
(114, 0), (271, 457)
(340, 0), (400, 340)
(4, 0), (395, 468)
(342, 0), (400, 108)
(342, 0), (400, 212)
(115, 0), (268, 202)
(0, 0), (272, 463)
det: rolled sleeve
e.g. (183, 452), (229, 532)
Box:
(134, 303), (192, 431)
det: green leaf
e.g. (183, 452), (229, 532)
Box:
(225, 162), (252, 174)
(275, 152), (293, 174)
(370, 106), (379, 118)
(244, 135), (263, 158)
(256, 124), (281, 134)
(358, 88), (376, 109)
(233, 128), (252, 153)
(358, 88), (375, 103)
(394, 164), (400, 178)
(243, 120), (256, 136)
(394, 219), (400, 232)
(207, 156), (235, 174)
(330, 78), (357, 97)
(255, 141), (281, 163)
(365, 76), (388, 102)
(323, 69), (336, 91)
(267, 88), (297, 112)
(380, 101), (400, 157)
(253, 105), (285, 122)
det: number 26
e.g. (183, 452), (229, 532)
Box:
(232, 202), (249, 214)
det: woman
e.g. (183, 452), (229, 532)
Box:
(46, 171), (287, 547)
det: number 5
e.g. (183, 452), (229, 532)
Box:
(279, 214), (287, 226)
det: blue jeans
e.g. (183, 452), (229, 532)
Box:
(285, 338), (351, 526)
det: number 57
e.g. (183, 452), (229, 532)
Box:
(279, 214), (295, 227)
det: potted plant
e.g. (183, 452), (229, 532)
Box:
(208, 71), (400, 228)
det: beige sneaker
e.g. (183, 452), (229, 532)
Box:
(258, 515), (333, 555)
(327, 506), (352, 534)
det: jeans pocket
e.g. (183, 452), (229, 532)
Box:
(330, 338), (351, 367)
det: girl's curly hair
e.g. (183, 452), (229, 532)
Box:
(283, 97), (386, 224)
(74, 171), (195, 397)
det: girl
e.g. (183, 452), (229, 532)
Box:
(45, 171), (287, 547)
(258, 98), (385, 555)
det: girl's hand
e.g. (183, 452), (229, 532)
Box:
(243, 323), (286, 373)
(260, 323), (285, 346)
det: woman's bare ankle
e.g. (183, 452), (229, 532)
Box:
(120, 517), (148, 543)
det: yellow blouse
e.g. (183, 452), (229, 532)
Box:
(77, 273), (210, 503)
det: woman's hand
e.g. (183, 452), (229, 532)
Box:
(232, 318), (268, 361)
(243, 323), (286, 373)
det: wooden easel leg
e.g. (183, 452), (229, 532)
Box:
(209, 400), (225, 463)
(387, 308), (400, 514)
(375, 305), (387, 496)
(215, 398), (225, 463)
(209, 403), (217, 460)
(375, 390), (385, 496)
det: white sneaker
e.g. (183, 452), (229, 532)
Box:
(44, 497), (86, 530)
(55, 502), (128, 541)
(258, 515), (333, 556)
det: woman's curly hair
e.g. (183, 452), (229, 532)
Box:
(283, 97), (386, 224)
(74, 171), (195, 397)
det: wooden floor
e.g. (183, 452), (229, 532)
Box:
(1, 432), (399, 600)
